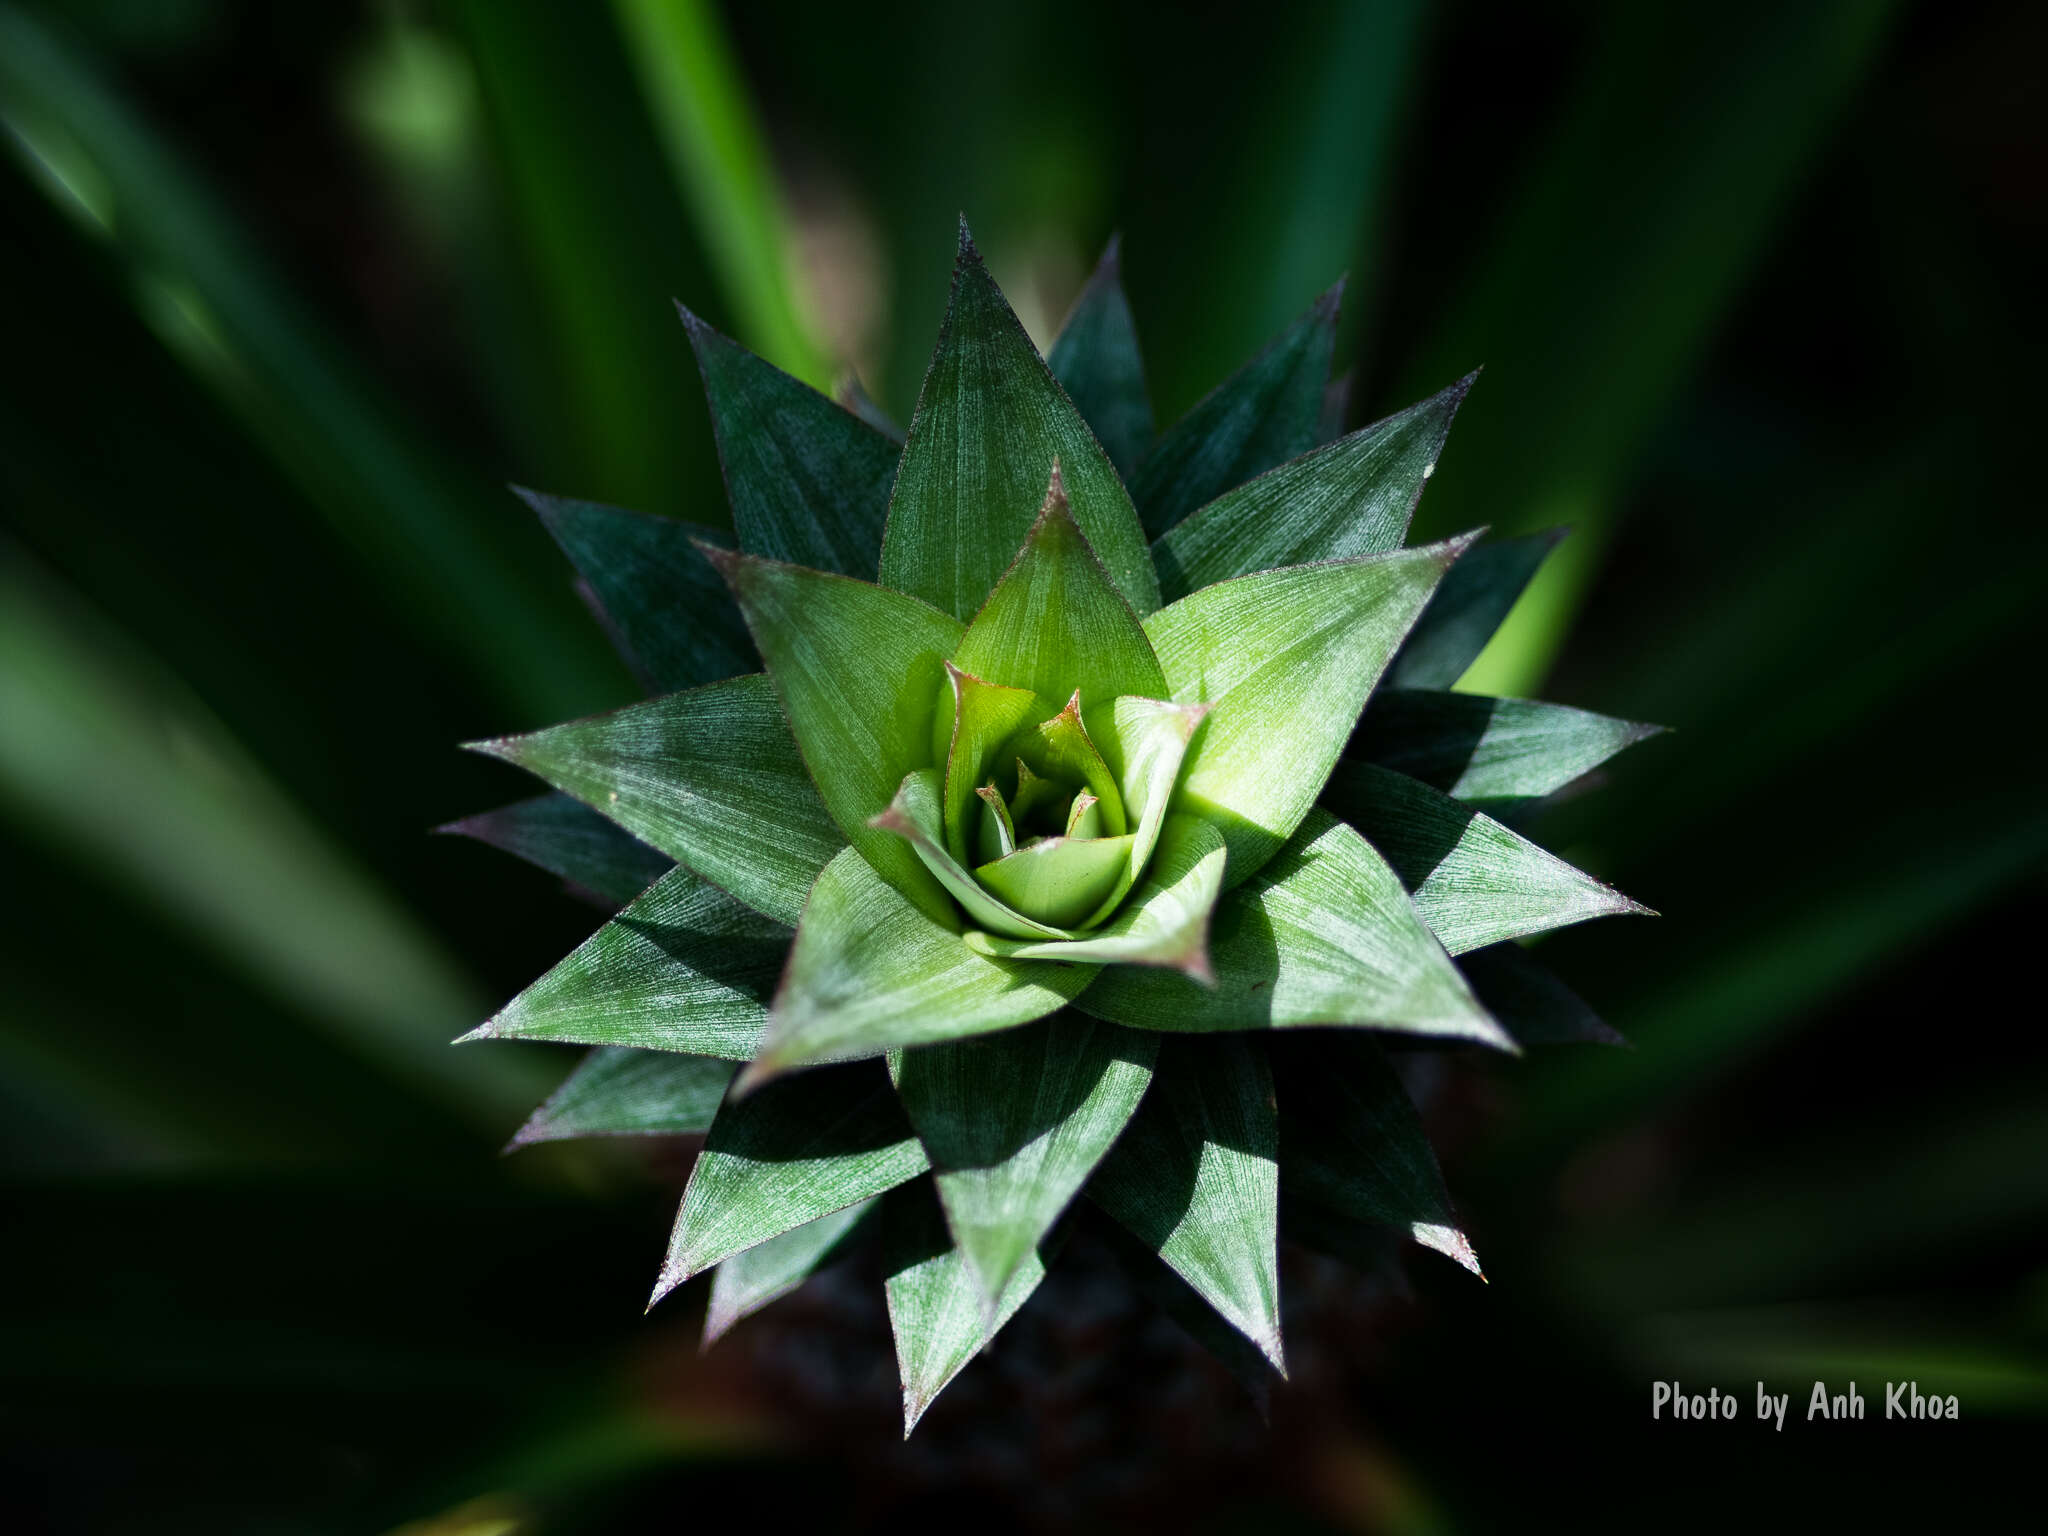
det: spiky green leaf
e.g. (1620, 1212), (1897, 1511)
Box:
(1351, 690), (1663, 803)
(509, 1047), (736, 1148)
(702, 1199), (875, 1349)
(1046, 236), (1153, 477)
(880, 223), (1159, 621)
(1384, 529), (1566, 690)
(468, 673), (842, 927)
(1458, 943), (1626, 1047)
(437, 791), (672, 908)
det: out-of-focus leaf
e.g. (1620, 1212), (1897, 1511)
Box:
(437, 792), (673, 909)
(874, 767), (1069, 941)
(461, 865), (784, 1059)
(1090, 1037), (1284, 1369)
(702, 1199), (875, 1349)
(469, 673), (842, 927)
(509, 1047), (736, 1147)
(708, 547), (960, 922)
(1081, 810), (1510, 1050)
(743, 847), (1089, 1085)
(835, 374), (903, 441)
(679, 305), (898, 576)
(610, 0), (830, 385)
(1046, 236), (1153, 477)
(1152, 374), (1473, 599)
(1384, 529), (1565, 691)
(1130, 285), (1339, 541)
(1352, 690), (1663, 803)
(880, 222), (1159, 621)
(896, 1011), (1155, 1301)
(1327, 762), (1649, 955)
(1459, 943), (1625, 1047)
(518, 490), (752, 694)
(652, 1061), (928, 1302)
(1144, 536), (1471, 885)
(883, 1181), (1047, 1436)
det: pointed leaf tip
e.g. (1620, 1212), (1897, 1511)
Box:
(1413, 1221), (1484, 1279)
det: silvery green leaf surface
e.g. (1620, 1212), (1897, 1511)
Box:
(437, 792), (673, 908)
(653, 1060), (928, 1302)
(1080, 810), (1511, 1050)
(743, 846), (1090, 1084)
(679, 305), (898, 577)
(1089, 1036), (1284, 1370)
(949, 464), (1166, 717)
(468, 672), (842, 926)
(1458, 943), (1627, 1047)
(1351, 689), (1663, 803)
(1129, 283), (1339, 540)
(1144, 536), (1472, 886)
(708, 548), (962, 922)
(1327, 762), (1650, 955)
(883, 1181), (1048, 1435)
(937, 664), (1037, 866)
(1045, 236), (1153, 478)
(973, 831), (1136, 930)
(460, 864), (783, 1059)
(519, 489), (753, 694)
(874, 768), (1070, 941)
(895, 1011), (1156, 1300)
(1152, 373), (1473, 599)
(880, 221), (1160, 621)
(508, 1046), (736, 1148)
(1271, 1033), (1480, 1275)
(970, 814), (1226, 980)
(1383, 529), (1566, 691)
(702, 1199), (875, 1349)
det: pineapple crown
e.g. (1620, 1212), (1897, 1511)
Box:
(448, 220), (1660, 1432)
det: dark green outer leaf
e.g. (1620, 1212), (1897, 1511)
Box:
(1327, 762), (1650, 955)
(519, 489), (753, 694)
(461, 863), (784, 1058)
(1351, 689), (1663, 803)
(1090, 1209), (1278, 1408)
(680, 305), (899, 578)
(1046, 236), (1154, 477)
(1458, 943), (1626, 1047)
(1152, 372), (1474, 600)
(895, 1012), (1158, 1300)
(653, 1061), (929, 1301)
(469, 673), (843, 927)
(1130, 283), (1340, 541)
(880, 222), (1160, 621)
(1271, 1033), (1479, 1275)
(509, 1047), (736, 1148)
(437, 791), (672, 908)
(1383, 529), (1566, 691)
(703, 1200), (875, 1349)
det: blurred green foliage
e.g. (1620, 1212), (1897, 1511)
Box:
(1, 0), (2042, 1530)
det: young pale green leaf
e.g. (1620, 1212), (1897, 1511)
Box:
(679, 305), (898, 577)
(461, 864), (784, 1059)
(1145, 537), (1473, 887)
(520, 490), (754, 693)
(1152, 373), (1475, 600)
(1271, 1034), (1480, 1276)
(1130, 283), (1340, 540)
(509, 1047), (737, 1148)
(1018, 695), (1128, 835)
(1383, 529), (1566, 690)
(883, 1182), (1047, 1436)
(743, 847), (1091, 1086)
(1458, 943), (1627, 1047)
(1351, 690), (1664, 803)
(1326, 762), (1651, 955)
(974, 833), (1136, 930)
(706, 549), (962, 923)
(1046, 236), (1153, 477)
(1090, 1209), (1279, 1407)
(950, 463), (1167, 716)
(895, 1012), (1157, 1301)
(880, 221), (1160, 621)
(873, 768), (1071, 941)
(702, 1199), (875, 1349)
(938, 663), (1037, 866)
(975, 785), (1016, 861)
(969, 815), (1227, 981)
(437, 792), (673, 908)
(1080, 810), (1512, 1051)
(1082, 696), (1211, 926)
(652, 1061), (929, 1303)
(468, 673), (842, 927)
(1089, 1037), (1284, 1371)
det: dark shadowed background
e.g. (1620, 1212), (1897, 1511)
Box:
(2, 0), (2043, 1530)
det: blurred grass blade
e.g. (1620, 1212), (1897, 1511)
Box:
(703, 1199), (875, 1349)
(610, 0), (829, 385)
(439, 792), (674, 909)
(1384, 529), (1566, 691)
(509, 1047), (737, 1148)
